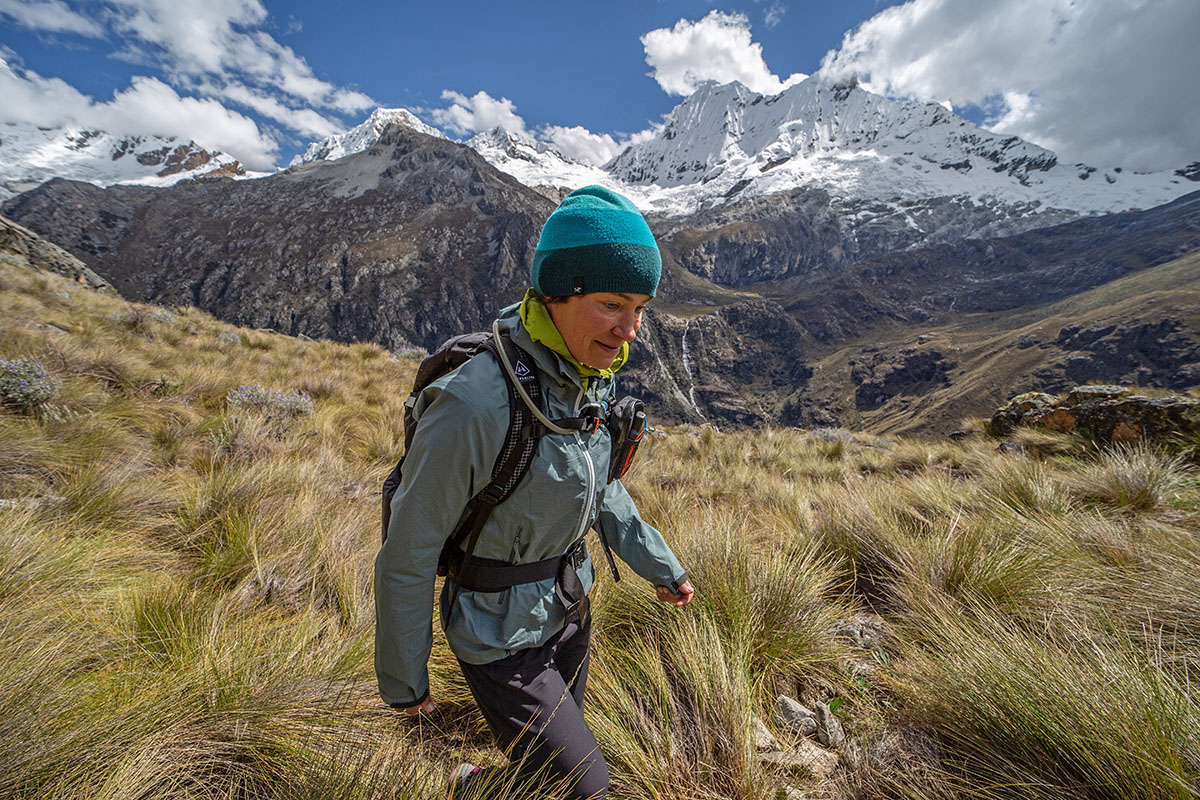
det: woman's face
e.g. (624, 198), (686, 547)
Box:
(548, 291), (651, 369)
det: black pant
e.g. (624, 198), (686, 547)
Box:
(458, 619), (608, 799)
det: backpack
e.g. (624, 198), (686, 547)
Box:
(381, 326), (648, 606)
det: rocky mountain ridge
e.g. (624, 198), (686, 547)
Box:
(4, 119), (1198, 435)
(281, 78), (1199, 228)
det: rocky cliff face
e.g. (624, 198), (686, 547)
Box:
(776, 190), (1200, 342)
(650, 188), (1084, 288)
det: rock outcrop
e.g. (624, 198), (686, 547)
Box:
(0, 215), (111, 289)
(991, 385), (1200, 444)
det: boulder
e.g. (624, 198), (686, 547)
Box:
(1063, 385), (1130, 406)
(773, 696), (818, 737)
(754, 715), (780, 751)
(815, 702), (846, 748)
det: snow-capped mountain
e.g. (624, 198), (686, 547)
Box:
(603, 76), (1196, 217)
(0, 122), (249, 201)
(464, 126), (606, 195)
(289, 108), (443, 167)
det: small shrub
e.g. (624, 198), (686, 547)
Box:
(810, 427), (856, 443)
(218, 330), (243, 349)
(226, 384), (315, 418)
(107, 307), (154, 336)
(391, 346), (428, 361)
(0, 357), (62, 414)
(149, 308), (177, 325)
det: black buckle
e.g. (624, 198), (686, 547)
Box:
(565, 539), (587, 570)
(579, 402), (604, 434)
(476, 482), (506, 505)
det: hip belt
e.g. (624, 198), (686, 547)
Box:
(448, 538), (588, 593)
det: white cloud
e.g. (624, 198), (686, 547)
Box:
(0, 0), (103, 36)
(818, 0), (1200, 171)
(0, 58), (278, 168)
(429, 89), (656, 167)
(210, 81), (343, 139)
(540, 125), (622, 166)
(641, 10), (806, 96)
(106, 0), (373, 114)
(0, 1), (377, 168)
(430, 90), (531, 138)
(763, 2), (786, 29)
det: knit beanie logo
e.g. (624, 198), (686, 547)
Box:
(530, 185), (662, 298)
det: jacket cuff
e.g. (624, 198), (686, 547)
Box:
(667, 571), (688, 593)
(387, 688), (430, 710)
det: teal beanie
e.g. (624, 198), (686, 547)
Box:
(530, 185), (662, 298)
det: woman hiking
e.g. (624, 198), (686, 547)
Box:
(375, 185), (694, 799)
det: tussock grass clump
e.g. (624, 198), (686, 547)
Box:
(891, 606), (1200, 799)
(1066, 443), (1194, 511)
(3, 260), (1199, 799)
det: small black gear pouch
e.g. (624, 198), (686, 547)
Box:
(606, 396), (646, 483)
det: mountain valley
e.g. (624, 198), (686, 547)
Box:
(3, 77), (1198, 436)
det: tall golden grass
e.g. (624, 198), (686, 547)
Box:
(1, 261), (1197, 799)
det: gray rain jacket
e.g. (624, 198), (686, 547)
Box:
(374, 301), (688, 708)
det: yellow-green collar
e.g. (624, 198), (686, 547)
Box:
(519, 289), (628, 381)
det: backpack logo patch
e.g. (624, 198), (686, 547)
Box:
(514, 360), (534, 381)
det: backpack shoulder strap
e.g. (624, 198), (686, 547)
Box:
(443, 333), (544, 590)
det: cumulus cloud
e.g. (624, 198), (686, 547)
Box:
(540, 125), (622, 166)
(209, 81), (343, 139)
(641, 10), (806, 96)
(818, 0), (1200, 171)
(430, 90), (531, 138)
(429, 89), (653, 166)
(0, 58), (278, 168)
(0, 0), (103, 36)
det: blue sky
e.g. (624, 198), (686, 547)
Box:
(1, 0), (1197, 172)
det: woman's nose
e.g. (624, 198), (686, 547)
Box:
(612, 312), (640, 342)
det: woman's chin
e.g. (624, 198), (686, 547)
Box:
(586, 346), (620, 369)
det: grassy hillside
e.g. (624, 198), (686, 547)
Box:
(1, 258), (1198, 799)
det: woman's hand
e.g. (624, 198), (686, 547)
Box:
(403, 696), (436, 716)
(656, 580), (694, 607)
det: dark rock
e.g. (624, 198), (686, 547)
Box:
(990, 391), (1058, 435)
(835, 613), (888, 650)
(851, 347), (956, 411)
(996, 441), (1026, 456)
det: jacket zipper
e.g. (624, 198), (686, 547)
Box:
(570, 383), (596, 546)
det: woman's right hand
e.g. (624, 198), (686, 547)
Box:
(404, 696), (436, 716)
